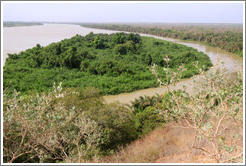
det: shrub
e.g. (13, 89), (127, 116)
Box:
(3, 85), (137, 163)
(159, 63), (243, 163)
(134, 106), (165, 135)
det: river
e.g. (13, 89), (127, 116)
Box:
(3, 24), (243, 104)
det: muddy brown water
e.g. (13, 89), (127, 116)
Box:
(3, 24), (243, 104)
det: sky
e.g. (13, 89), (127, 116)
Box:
(2, 2), (244, 23)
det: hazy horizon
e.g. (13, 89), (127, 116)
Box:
(3, 21), (244, 25)
(2, 2), (244, 24)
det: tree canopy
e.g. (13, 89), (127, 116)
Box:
(4, 32), (212, 95)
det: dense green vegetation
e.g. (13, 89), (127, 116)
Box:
(4, 32), (212, 95)
(3, 21), (43, 27)
(80, 23), (243, 57)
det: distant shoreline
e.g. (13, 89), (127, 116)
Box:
(3, 21), (43, 27)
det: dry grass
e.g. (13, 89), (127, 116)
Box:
(94, 122), (199, 163)
(93, 116), (243, 163)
